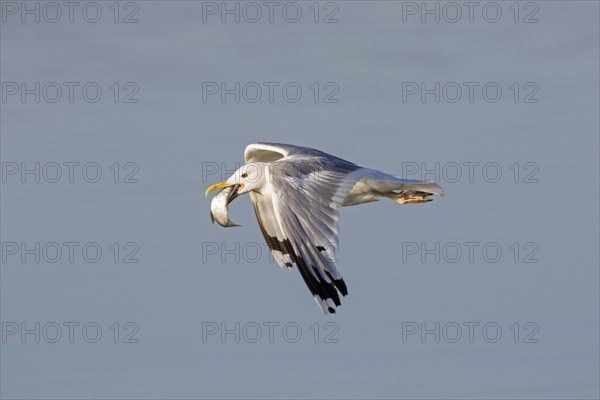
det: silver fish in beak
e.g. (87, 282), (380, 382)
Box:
(209, 184), (241, 227)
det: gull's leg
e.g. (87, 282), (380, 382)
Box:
(385, 190), (434, 204)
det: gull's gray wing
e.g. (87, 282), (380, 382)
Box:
(244, 142), (333, 164)
(257, 156), (362, 313)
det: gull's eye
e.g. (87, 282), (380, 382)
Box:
(241, 173), (248, 178)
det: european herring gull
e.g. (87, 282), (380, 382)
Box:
(205, 142), (443, 314)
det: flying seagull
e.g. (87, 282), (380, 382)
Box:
(205, 143), (443, 314)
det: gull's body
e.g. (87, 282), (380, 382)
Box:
(206, 142), (443, 314)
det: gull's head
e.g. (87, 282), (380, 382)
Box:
(205, 162), (266, 198)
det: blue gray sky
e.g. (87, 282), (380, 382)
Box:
(1, 1), (599, 399)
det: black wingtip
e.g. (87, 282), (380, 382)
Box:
(335, 279), (348, 297)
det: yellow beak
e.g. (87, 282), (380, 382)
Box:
(204, 181), (234, 197)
